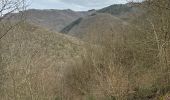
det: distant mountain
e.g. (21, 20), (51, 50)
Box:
(60, 3), (143, 37)
(60, 17), (83, 34)
(61, 13), (129, 38)
(98, 4), (132, 15)
(11, 9), (88, 32)
(97, 4), (142, 20)
(10, 3), (142, 37)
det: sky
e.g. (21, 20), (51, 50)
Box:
(29, 0), (129, 11)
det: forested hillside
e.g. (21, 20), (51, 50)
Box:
(0, 0), (170, 100)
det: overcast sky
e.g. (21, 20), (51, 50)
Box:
(29, 0), (129, 11)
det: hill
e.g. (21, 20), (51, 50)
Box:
(60, 3), (143, 37)
(61, 13), (129, 38)
(0, 23), (82, 99)
(11, 9), (88, 32)
(97, 4), (142, 19)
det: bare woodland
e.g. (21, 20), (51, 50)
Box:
(0, 0), (170, 100)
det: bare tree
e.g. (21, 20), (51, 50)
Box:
(0, 0), (26, 96)
(0, 0), (26, 39)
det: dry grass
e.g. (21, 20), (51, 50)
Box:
(0, 22), (82, 100)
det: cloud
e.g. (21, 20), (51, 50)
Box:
(29, 0), (128, 11)
(59, 0), (127, 7)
